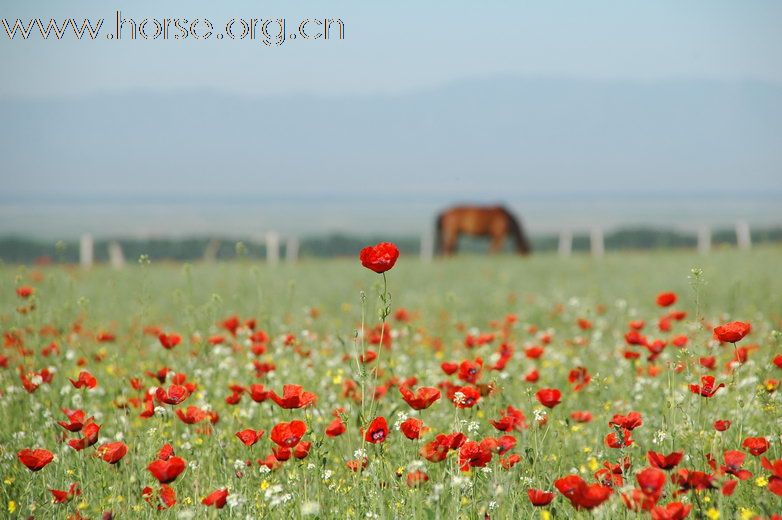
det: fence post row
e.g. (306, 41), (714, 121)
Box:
(108, 241), (125, 269)
(265, 231), (280, 266)
(736, 221), (751, 251)
(558, 230), (573, 257)
(79, 233), (94, 269)
(590, 227), (604, 257)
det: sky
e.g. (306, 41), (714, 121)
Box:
(2, 0), (782, 97)
(1, 1), (781, 237)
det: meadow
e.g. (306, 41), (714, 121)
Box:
(1, 247), (781, 519)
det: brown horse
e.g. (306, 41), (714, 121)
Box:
(436, 205), (531, 256)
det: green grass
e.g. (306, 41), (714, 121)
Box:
(1, 247), (781, 519)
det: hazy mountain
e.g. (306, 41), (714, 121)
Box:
(1, 76), (781, 237)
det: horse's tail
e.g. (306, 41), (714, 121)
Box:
(502, 207), (531, 255)
(434, 212), (444, 255)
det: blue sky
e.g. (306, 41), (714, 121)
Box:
(2, 0), (781, 98)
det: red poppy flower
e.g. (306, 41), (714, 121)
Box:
(656, 292), (677, 307)
(742, 436), (770, 456)
(761, 457), (782, 496)
(609, 411), (643, 430)
(364, 416), (389, 444)
(536, 388), (562, 408)
(269, 384), (316, 409)
(69, 371), (97, 389)
(221, 315), (241, 335)
(527, 488), (555, 506)
(16, 286), (34, 298)
(155, 384), (190, 405)
(570, 411), (593, 423)
(96, 442), (128, 464)
(235, 429), (265, 446)
(273, 445), (291, 461)
(346, 458), (368, 472)
(399, 385), (441, 410)
(774, 354), (782, 369)
(142, 484), (177, 510)
(400, 417), (427, 440)
(705, 423), (728, 437)
(420, 439), (449, 463)
(457, 359), (483, 383)
(67, 422), (101, 451)
(650, 502), (691, 520)
(270, 420), (307, 447)
(689, 375), (724, 397)
(577, 318), (592, 330)
(554, 475), (613, 510)
(248, 384), (269, 403)
(568, 367), (591, 391)
(451, 385), (481, 408)
(58, 409), (89, 432)
(605, 428), (633, 449)
(459, 440), (492, 471)
(175, 406), (207, 424)
(441, 362), (458, 375)
(671, 469), (716, 492)
(96, 331), (115, 342)
(158, 333), (182, 350)
(17, 448), (54, 471)
(147, 456), (186, 483)
(406, 470), (429, 487)
(325, 417), (346, 437)
(294, 441), (312, 459)
(636, 467), (666, 497)
(50, 483), (80, 504)
(721, 450), (752, 480)
(202, 488), (228, 509)
(500, 453), (522, 469)
(647, 451), (683, 470)
(490, 405), (528, 432)
(524, 369), (540, 382)
(359, 242), (399, 273)
(713, 321), (751, 343)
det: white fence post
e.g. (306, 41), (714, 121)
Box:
(736, 221), (751, 250)
(286, 236), (299, 264)
(265, 232), (280, 265)
(108, 241), (125, 269)
(697, 226), (711, 255)
(558, 230), (573, 257)
(420, 232), (434, 263)
(79, 234), (94, 269)
(203, 239), (220, 263)
(590, 227), (604, 257)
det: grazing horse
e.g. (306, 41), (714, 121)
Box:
(436, 205), (531, 256)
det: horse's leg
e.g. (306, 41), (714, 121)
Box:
(489, 232), (504, 254)
(443, 227), (458, 255)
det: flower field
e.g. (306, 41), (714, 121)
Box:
(1, 246), (781, 519)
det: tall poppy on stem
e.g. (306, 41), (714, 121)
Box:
(358, 242), (398, 425)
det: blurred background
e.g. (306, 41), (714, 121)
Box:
(1, 0), (781, 262)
